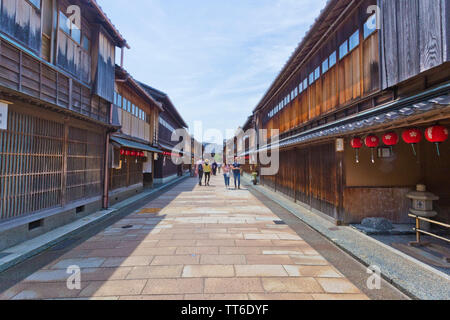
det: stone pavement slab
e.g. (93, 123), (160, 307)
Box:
(0, 174), (370, 300)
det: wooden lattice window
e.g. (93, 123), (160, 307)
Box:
(110, 155), (127, 190)
(66, 127), (104, 203)
(0, 111), (64, 221)
(128, 158), (143, 186)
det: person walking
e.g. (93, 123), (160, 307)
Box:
(231, 157), (241, 189)
(222, 163), (231, 189)
(212, 161), (218, 176)
(197, 160), (204, 186)
(203, 159), (212, 186)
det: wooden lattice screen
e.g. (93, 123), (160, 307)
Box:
(110, 155), (143, 191)
(128, 159), (143, 186)
(0, 110), (105, 222)
(110, 155), (128, 190)
(0, 111), (64, 220)
(66, 127), (104, 203)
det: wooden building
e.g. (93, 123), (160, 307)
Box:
(139, 83), (190, 184)
(246, 0), (450, 226)
(108, 65), (163, 204)
(240, 115), (256, 174)
(0, 0), (127, 250)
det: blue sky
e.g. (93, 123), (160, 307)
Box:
(98, 0), (328, 138)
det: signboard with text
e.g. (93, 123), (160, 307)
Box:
(0, 102), (8, 130)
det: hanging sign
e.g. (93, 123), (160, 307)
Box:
(0, 102), (8, 130)
(336, 138), (345, 152)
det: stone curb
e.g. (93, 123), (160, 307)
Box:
(0, 174), (189, 274)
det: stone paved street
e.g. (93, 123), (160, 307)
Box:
(0, 174), (372, 300)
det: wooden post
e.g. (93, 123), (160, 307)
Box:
(39, 62), (43, 99)
(416, 217), (421, 244)
(18, 51), (22, 92)
(103, 131), (110, 209)
(61, 120), (68, 206)
(68, 78), (73, 110)
(335, 139), (345, 224)
(293, 153), (297, 202)
(308, 146), (313, 209)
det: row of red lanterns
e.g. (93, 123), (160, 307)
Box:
(350, 125), (448, 163)
(120, 149), (146, 158)
(163, 151), (181, 158)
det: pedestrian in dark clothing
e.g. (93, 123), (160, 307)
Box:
(212, 162), (218, 176)
(197, 161), (204, 186)
(231, 157), (241, 189)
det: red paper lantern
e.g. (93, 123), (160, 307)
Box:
(402, 129), (422, 156)
(382, 132), (399, 146)
(120, 149), (125, 156)
(125, 150), (131, 156)
(425, 126), (448, 156)
(130, 151), (136, 157)
(365, 135), (380, 148)
(365, 135), (380, 163)
(350, 137), (363, 163)
(351, 137), (363, 149)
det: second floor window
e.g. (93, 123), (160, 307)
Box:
(339, 40), (348, 59)
(349, 30), (360, 51)
(314, 67), (320, 81)
(329, 51), (337, 68)
(364, 14), (377, 39)
(322, 58), (329, 74)
(59, 12), (81, 44)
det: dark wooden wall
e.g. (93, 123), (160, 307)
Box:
(261, 143), (339, 221)
(380, 0), (450, 89)
(154, 154), (179, 179)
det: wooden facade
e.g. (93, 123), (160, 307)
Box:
(0, 0), (127, 226)
(109, 66), (162, 192)
(249, 0), (450, 225)
(139, 83), (189, 183)
(260, 0), (381, 140)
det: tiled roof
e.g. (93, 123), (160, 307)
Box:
(138, 81), (189, 129)
(85, 0), (129, 48)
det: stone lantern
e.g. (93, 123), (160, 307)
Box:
(407, 185), (439, 231)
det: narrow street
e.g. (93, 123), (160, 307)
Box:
(0, 174), (406, 300)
